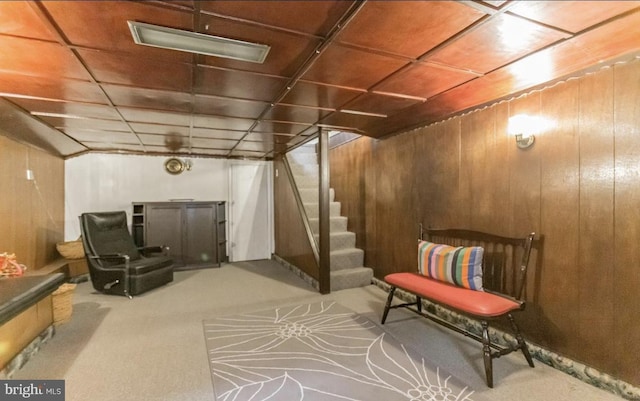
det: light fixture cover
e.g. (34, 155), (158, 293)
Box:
(128, 21), (270, 64)
(508, 114), (553, 149)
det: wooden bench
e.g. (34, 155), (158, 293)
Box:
(381, 225), (538, 388)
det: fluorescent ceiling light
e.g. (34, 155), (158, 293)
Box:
(340, 109), (387, 118)
(31, 111), (89, 119)
(127, 21), (270, 64)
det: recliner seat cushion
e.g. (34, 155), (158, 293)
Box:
(107, 255), (173, 276)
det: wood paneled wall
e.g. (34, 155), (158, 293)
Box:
(0, 135), (64, 271)
(327, 59), (640, 386)
(273, 156), (318, 279)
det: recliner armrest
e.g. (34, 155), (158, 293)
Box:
(89, 254), (131, 271)
(138, 245), (170, 256)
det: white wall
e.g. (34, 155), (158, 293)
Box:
(64, 154), (230, 240)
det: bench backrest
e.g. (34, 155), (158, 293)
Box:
(421, 225), (536, 301)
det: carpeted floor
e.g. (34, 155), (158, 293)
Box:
(204, 301), (480, 401)
(9, 259), (627, 401)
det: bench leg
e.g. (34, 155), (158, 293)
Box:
(508, 314), (535, 368)
(416, 296), (422, 313)
(381, 287), (396, 324)
(481, 321), (494, 388)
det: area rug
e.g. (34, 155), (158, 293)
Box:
(203, 301), (482, 401)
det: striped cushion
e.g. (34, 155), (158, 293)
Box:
(418, 240), (484, 291)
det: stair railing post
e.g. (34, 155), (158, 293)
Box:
(318, 128), (331, 294)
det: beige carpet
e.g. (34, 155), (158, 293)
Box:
(10, 259), (626, 401)
(204, 301), (481, 401)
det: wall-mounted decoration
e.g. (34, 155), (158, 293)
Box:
(164, 158), (192, 175)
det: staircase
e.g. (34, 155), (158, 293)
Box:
(287, 144), (373, 291)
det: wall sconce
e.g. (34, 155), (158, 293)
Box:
(164, 158), (193, 175)
(515, 133), (535, 149)
(508, 114), (538, 149)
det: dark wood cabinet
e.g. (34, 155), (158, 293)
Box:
(132, 201), (227, 268)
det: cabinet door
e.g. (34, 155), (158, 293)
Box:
(184, 204), (216, 266)
(146, 204), (183, 265)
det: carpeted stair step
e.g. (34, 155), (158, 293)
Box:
(304, 202), (341, 217)
(288, 144), (373, 293)
(313, 231), (356, 251)
(308, 216), (348, 233)
(292, 174), (319, 189)
(330, 267), (373, 291)
(298, 187), (335, 203)
(287, 152), (317, 166)
(330, 248), (364, 271)
(290, 163), (319, 177)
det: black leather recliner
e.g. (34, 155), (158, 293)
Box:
(79, 211), (174, 298)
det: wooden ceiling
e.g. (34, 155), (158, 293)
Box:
(0, 1), (639, 159)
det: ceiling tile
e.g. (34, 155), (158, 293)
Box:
(0, 0), (638, 159)
(82, 142), (145, 152)
(245, 132), (294, 143)
(119, 107), (191, 126)
(262, 104), (332, 124)
(254, 121), (310, 136)
(10, 98), (120, 120)
(0, 36), (92, 80)
(301, 45), (409, 90)
(78, 49), (193, 91)
(42, 0), (194, 61)
(229, 149), (267, 158)
(373, 63), (479, 99)
(568, 11), (640, 63)
(129, 123), (189, 135)
(235, 140), (273, 153)
(141, 144), (191, 154)
(187, 148), (230, 157)
(63, 128), (141, 144)
(190, 137), (238, 149)
(199, 1), (355, 36)
(280, 81), (362, 109)
(316, 112), (381, 133)
(40, 116), (130, 132)
(195, 66), (287, 101)
(191, 127), (246, 140)
(0, 2), (57, 41)
(137, 133), (191, 149)
(482, 1), (508, 7)
(507, 1), (640, 34)
(340, 93), (423, 116)
(193, 114), (254, 131)
(427, 13), (569, 73)
(198, 15), (320, 77)
(104, 85), (193, 113)
(193, 95), (267, 119)
(0, 74), (106, 104)
(337, 1), (485, 58)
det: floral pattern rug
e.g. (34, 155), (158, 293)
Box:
(203, 301), (482, 401)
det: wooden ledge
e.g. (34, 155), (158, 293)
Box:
(25, 259), (68, 276)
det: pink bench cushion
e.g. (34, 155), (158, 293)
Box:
(385, 272), (522, 318)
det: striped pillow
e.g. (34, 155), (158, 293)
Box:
(418, 240), (484, 291)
